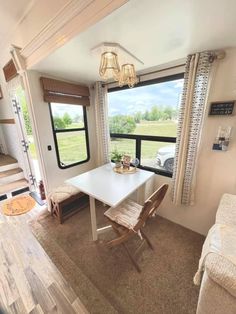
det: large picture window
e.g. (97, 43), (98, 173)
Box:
(49, 103), (90, 169)
(108, 73), (184, 177)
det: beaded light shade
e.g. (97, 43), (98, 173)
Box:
(119, 64), (138, 88)
(99, 52), (120, 81)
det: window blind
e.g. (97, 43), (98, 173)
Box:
(40, 77), (90, 106)
(3, 59), (18, 82)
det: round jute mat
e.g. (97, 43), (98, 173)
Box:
(1, 195), (36, 216)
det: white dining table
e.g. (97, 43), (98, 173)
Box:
(66, 163), (154, 241)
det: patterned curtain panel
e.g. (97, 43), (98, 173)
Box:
(94, 81), (110, 166)
(172, 52), (213, 205)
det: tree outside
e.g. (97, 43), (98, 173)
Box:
(63, 112), (72, 126)
(109, 115), (136, 134)
(53, 116), (66, 129)
(109, 106), (178, 134)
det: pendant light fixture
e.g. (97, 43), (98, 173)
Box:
(93, 43), (143, 88)
(119, 63), (138, 88)
(99, 51), (120, 81)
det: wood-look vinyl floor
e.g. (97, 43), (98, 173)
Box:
(0, 205), (88, 314)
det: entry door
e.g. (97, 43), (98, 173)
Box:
(11, 94), (37, 190)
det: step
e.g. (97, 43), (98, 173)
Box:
(0, 154), (17, 166)
(0, 168), (25, 184)
(0, 155), (18, 172)
(0, 179), (29, 195)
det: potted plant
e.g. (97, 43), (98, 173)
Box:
(111, 149), (123, 168)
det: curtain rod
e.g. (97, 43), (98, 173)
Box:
(137, 63), (185, 79)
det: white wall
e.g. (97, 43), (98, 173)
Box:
(0, 0), (69, 67)
(153, 48), (236, 236)
(26, 70), (96, 191)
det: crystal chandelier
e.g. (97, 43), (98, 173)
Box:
(99, 52), (120, 81)
(119, 64), (138, 88)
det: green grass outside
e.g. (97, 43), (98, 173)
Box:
(29, 132), (87, 165)
(134, 120), (177, 136)
(111, 121), (176, 166)
(29, 121), (177, 166)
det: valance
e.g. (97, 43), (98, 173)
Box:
(40, 77), (90, 106)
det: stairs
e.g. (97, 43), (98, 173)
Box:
(0, 154), (29, 197)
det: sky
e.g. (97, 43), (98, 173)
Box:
(51, 78), (184, 118)
(51, 103), (83, 118)
(108, 78), (184, 116)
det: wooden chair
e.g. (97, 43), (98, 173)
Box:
(104, 183), (169, 272)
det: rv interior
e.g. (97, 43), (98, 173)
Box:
(1, 0), (236, 313)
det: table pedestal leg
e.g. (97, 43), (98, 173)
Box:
(89, 196), (98, 241)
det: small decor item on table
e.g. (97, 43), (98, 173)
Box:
(111, 149), (123, 168)
(122, 155), (131, 170)
(131, 158), (139, 169)
(113, 165), (136, 174)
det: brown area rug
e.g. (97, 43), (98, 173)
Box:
(30, 203), (204, 314)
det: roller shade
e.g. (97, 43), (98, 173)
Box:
(40, 77), (90, 106)
(3, 59), (18, 82)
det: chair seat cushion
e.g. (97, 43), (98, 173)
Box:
(104, 199), (142, 229)
(50, 184), (80, 203)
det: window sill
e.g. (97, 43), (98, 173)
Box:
(138, 165), (173, 178)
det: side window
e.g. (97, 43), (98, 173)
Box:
(49, 103), (90, 168)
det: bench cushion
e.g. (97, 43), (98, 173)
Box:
(50, 184), (80, 203)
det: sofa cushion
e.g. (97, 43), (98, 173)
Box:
(205, 253), (236, 298)
(194, 223), (236, 294)
(216, 193), (236, 225)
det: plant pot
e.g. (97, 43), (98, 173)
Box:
(115, 161), (122, 168)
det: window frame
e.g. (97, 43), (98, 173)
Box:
(49, 103), (90, 169)
(108, 72), (184, 177)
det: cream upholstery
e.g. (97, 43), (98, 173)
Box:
(50, 184), (80, 203)
(196, 193), (236, 314)
(104, 199), (142, 229)
(216, 193), (236, 226)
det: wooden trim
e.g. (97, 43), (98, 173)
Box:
(21, 0), (129, 68)
(2, 59), (18, 82)
(0, 119), (15, 124)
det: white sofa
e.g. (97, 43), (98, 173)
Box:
(196, 194), (236, 314)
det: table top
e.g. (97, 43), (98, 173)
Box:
(66, 163), (154, 207)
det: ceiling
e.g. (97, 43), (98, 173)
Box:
(0, 0), (35, 47)
(32, 0), (236, 84)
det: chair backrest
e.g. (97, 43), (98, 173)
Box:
(134, 184), (168, 231)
